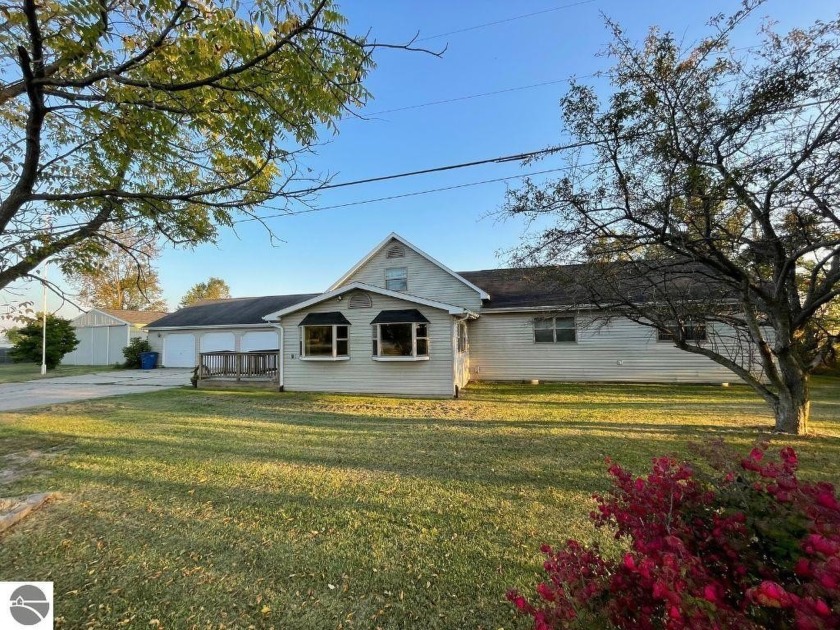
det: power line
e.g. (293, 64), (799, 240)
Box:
(288, 141), (589, 196)
(363, 74), (596, 117)
(246, 165), (582, 223)
(295, 98), (834, 196)
(417, 0), (597, 42)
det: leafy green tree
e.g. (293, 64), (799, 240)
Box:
(10, 314), (79, 369)
(502, 4), (840, 434)
(69, 230), (168, 311)
(179, 277), (232, 309)
(0, 0), (419, 291)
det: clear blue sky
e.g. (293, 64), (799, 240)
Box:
(4, 0), (836, 320)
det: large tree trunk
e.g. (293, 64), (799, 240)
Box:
(774, 359), (810, 435)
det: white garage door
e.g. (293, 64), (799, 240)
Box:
(240, 331), (279, 352)
(200, 332), (235, 352)
(163, 334), (196, 368)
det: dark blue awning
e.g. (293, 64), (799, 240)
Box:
(298, 312), (351, 326)
(370, 309), (429, 325)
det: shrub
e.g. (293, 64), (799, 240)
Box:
(10, 314), (79, 369)
(508, 442), (840, 629)
(122, 337), (152, 368)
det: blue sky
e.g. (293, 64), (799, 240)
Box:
(3, 0), (836, 320)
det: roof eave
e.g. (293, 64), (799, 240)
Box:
(263, 281), (470, 321)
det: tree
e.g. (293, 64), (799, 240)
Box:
(0, 0), (426, 292)
(10, 313), (78, 369)
(502, 3), (840, 434)
(69, 230), (168, 311)
(179, 277), (232, 308)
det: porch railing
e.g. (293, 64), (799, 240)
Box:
(198, 351), (279, 382)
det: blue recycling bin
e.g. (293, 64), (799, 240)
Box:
(139, 351), (159, 370)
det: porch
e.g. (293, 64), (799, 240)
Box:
(197, 351), (280, 385)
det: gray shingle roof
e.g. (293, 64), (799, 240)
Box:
(459, 267), (584, 308)
(147, 294), (318, 328)
(460, 263), (731, 309)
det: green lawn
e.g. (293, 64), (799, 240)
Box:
(0, 363), (117, 384)
(1, 379), (839, 629)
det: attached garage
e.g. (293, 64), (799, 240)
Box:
(63, 308), (168, 366)
(162, 333), (197, 368)
(240, 331), (279, 352)
(199, 332), (235, 353)
(146, 294), (315, 371)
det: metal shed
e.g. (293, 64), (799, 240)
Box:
(63, 308), (168, 366)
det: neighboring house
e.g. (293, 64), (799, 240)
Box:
(0, 332), (11, 364)
(145, 233), (749, 396)
(63, 308), (169, 366)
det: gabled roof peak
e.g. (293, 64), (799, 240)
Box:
(327, 233), (490, 300)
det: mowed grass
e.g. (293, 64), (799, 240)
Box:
(0, 363), (117, 384)
(1, 379), (839, 629)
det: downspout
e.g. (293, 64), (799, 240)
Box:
(270, 321), (284, 391)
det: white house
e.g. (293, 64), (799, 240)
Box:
(64, 308), (168, 366)
(145, 233), (751, 396)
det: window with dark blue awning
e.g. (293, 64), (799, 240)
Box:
(298, 312), (351, 326)
(370, 309), (430, 324)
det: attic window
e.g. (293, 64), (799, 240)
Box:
(386, 243), (405, 259)
(385, 267), (408, 292)
(348, 293), (373, 309)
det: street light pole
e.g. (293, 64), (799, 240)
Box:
(41, 262), (47, 375)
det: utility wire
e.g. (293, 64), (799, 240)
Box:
(362, 74), (596, 117)
(242, 165), (584, 223)
(293, 98), (834, 196)
(287, 141), (589, 196)
(417, 0), (597, 41)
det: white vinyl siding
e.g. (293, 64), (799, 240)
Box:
(336, 239), (483, 310)
(284, 293), (455, 396)
(469, 312), (756, 383)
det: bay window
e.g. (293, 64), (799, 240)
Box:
(371, 309), (430, 360)
(298, 312), (351, 359)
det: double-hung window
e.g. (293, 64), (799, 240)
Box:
(371, 310), (430, 360)
(657, 320), (707, 342)
(385, 267), (408, 292)
(298, 312), (351, 359)
(534, 316), (576, 343)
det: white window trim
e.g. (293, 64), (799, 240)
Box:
(300, 324), (350, 359)
(534, 316), (577, 344)
(384, 266), (408, 292)
(372, 322), (429, 360)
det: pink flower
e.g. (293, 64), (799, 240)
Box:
(703, 584), (718, 603)
(780, 447), (798, 467)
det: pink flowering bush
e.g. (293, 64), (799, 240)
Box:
(508, 442), (840, 629)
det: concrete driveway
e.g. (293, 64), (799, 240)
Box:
(0, 369), (193, 412)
